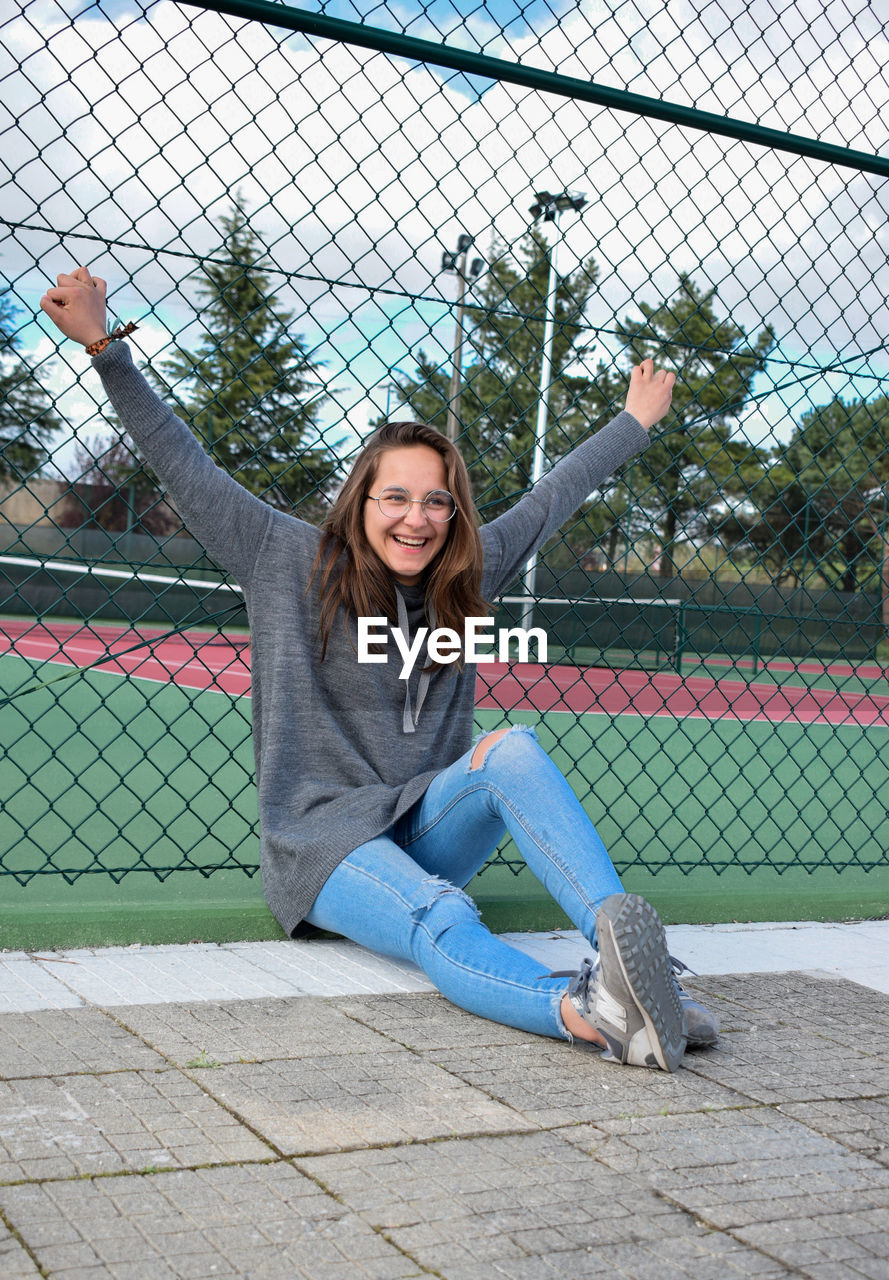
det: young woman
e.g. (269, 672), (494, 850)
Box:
(41, 266), (717, 1072)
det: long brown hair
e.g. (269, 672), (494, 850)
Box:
(310, 421), (487, 663)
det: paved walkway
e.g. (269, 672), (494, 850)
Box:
(1, 922), (888, 1278)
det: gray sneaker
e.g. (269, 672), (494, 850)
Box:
(671, 957), (719, 1048)
(562, 894), (687, 1072)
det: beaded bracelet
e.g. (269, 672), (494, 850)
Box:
(86, 322), (139, 357)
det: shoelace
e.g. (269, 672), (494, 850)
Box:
(669, 956), (699, 992)
(545, 954), (698, 987)
(546, 956), (595, 982)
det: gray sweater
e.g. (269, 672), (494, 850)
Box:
(93, 342), (648, 934)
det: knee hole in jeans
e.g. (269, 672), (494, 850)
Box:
(411, 876), (482, 942)
(469, 727), (511, 770)
(469, 723), (537, 771)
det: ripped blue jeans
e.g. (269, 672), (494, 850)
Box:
(304, 725), (624, 1040)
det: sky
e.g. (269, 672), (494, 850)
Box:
(2, 0), (889, 477)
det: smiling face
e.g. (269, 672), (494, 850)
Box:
(363, 444), (452, 585)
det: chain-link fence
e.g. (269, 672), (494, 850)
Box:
(2, 0), (888, 929)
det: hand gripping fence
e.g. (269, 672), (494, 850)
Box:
(1, 0), (887, 930)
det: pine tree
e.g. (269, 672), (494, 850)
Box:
(391, 231), (619, 516)
(0, 285), (61, 480)
(616, 275), (774, 577)
(739, 394), (889, 592)
(149, 198), (333, 516)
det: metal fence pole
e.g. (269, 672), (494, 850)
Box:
(520, 191), (586, 631)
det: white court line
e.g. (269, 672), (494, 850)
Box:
(6, 644), (251, 694)
(0, 554), (242, 595)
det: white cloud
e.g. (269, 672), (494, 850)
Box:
(3, 0), (889, 463)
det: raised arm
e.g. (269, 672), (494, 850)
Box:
(41, 267), (276, 585)
(480, 359), (674, 597)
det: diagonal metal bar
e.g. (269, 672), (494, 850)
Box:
(182, 0), (889, 179)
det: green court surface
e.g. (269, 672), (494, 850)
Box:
(2, 654), (888, 948)
(560, 647), (889, 698)
(472, 706), (889, 931)
(1, 654), (256, 878)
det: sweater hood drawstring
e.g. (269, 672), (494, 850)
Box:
(395, 588), (433, 734)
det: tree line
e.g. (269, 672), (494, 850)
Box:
(3, 199), (887, 596)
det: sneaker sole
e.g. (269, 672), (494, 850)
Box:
(596, 894), (687, 1072)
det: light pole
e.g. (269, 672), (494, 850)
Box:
(385, 381), (399, 419)
(622, 462), (635, 575)
(383, 362), (421, 422)
(441, 235), (483, 443)
(881, 482), (889, 642)
(800, 489), (812, 587)
(520, 189), (587, 630)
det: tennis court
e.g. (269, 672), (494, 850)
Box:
(4, 0), (889, 946)
(498, 594), (886, 682)
(4, 616), (886, 725)
(3, 617), (887, 896)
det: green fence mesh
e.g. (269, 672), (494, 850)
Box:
(2, 0), (888, 899)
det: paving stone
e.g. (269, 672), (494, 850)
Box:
(779, 1098), (889, 1167)
(733, 1213), (889, 1278)
(29, 944), (304, 1008)
(0, 1222), (40, 1278)
(115, 996), (398, 1066)
(0, 1070), (271, 1182)
(334, 991), (537, 1051)
(688, 972), (889, 1051)
(682, 1024), (889, 1104)
(300, 1129), (786, 1279)
(194, 1051), (536, 1155)
(225, 938), (435, 997)
(416, 1038), (747, 1127)
(0, 1008), (165, 1079)
(0, 1164), (424, 1279)
(1, 974), (886, 1278)
(565, 1107), (842, 1180)
(0, 954), (83, 1014)
(670, 978), (769, 1039)
(796, 1265), (888, 1280)
(563, 1108), (889, 1268)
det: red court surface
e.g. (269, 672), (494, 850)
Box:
(1, 621), (253, 698)
(3, 619), (888, 728)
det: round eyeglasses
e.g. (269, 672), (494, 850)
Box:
(367, 486), (457, 523)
